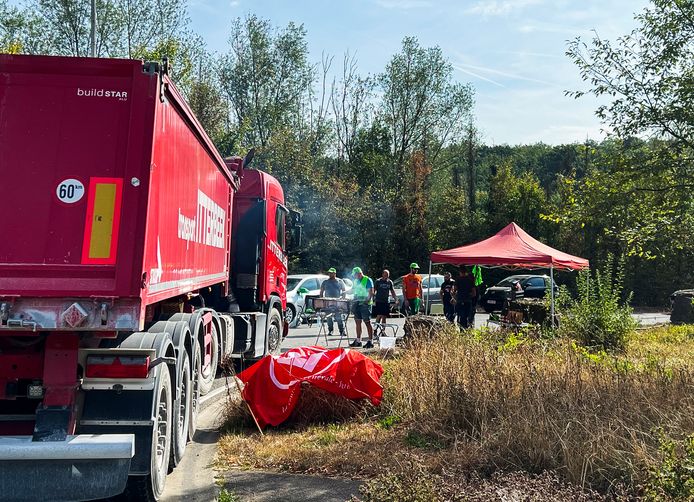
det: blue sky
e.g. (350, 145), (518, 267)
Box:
(188, 0), (649, 146)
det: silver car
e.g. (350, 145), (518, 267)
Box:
(286, 274), (351, 327)
(392, 274), (445, 314)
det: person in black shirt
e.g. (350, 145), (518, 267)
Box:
(373, 269), (397, 325)
(439, 272), (456, 322)
(452, 266), (476, 329)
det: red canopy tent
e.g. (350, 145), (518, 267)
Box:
(430, 222), (589, 270)
(427, 222), (589, 323)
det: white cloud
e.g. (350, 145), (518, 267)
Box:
(455, 62), (559, 87)
(453, 64), (505, 87)
(464, 0), (543, 16)
(376, 0), (431, 9)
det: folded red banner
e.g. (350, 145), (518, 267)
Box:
(237, 346), (384, 428)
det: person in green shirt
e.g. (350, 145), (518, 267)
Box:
(468, 265), (483, 327)
(350, 267), (375, 348)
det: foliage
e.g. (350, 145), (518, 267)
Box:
(558, 256), (637, 351)
(567, 0), (694, 151)
(564, 0), (694, 303)
(218, 16), (315, 158)
(217, 488), (240, 502)
(644, 433), (694, 501)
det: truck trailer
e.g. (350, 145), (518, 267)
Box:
(0, 54), (296, 501)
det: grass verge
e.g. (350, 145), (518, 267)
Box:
(219, 324), (694, 500)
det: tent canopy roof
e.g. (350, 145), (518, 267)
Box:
(430, 222), (589, 271)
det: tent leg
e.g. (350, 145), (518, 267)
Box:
(550, 265), (555, 328)
(426, 260), (432, 314)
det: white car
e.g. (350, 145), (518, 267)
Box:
(285, 274), (352, 327)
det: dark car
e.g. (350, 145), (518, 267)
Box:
(480, 274), (557, 313)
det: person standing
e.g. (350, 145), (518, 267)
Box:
(468, 265), (483, 327)
(453, 266), (476, 329)
(402, 263), (423, 316)
(440, 272), (456, 322)
(374, 269), (397, 325)
(350, 267), (375, 348)
(319, 267), (346, 336)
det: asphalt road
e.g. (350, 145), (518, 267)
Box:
(282, 310), (671, 350)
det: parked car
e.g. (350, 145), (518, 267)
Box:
(480, 274), (557, 313)
(392, 274), (445, 314)
(286, 274), (352, 327)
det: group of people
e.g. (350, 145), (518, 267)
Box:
(318, 262), (483, 348)
(318, 266), (397, 348)
(439, 265), (482, 329)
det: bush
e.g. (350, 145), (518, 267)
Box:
(559, 255), (636, 351)
(644, 433), (694, 501)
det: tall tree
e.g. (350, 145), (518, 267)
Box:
(218, 16), (313, 156)
(567, 0), (693, 154)
(331, 52), (374, 165)
(379, 37), (474, 189)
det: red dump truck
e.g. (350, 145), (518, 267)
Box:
(0, 54), (299, 501)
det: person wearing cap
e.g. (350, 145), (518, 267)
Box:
(402, 263), (423, 316)
(350, 267), (375, 348)
(320, 267), (346, 336)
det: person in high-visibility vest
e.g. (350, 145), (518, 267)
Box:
(350, 267), (375, 348)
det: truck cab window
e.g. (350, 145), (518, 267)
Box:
(276, 206), (286, 250)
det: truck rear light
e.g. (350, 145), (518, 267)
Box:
(85, 355), (150, 379)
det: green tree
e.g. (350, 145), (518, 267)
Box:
(567, 0), (693, 165)
(379, 37), (474, 188)
(487, 162), (547, 236)
(218, 15), (314, 158)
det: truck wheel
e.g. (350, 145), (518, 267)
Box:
(285, 304), (296, 327)
(170, 351), (191, 468)
(198, 321), (219, 396)
(188, 342), (201, 442)
(125, 365), (172, 501)
(267, 308), (282, 355)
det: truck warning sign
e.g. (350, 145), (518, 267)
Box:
(56, 179), (85, 204)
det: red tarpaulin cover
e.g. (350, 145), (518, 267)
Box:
(236, 346), (384, 428)
(430, 222), (589, 271)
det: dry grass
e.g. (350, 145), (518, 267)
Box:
(219, 324), (694, 498)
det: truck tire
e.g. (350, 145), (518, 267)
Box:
(198, 319), (219, 396)
(267, 308), (282, 355)
(285, 304), (297, 327)
(170, 351), (191, 468)
(188, 342), (202, 442)
(125, 365), (172, 501)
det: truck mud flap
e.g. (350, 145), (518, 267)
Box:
(0, 434), (134, 501)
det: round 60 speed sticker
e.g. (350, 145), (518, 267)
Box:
(56, 179), (85, 204)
